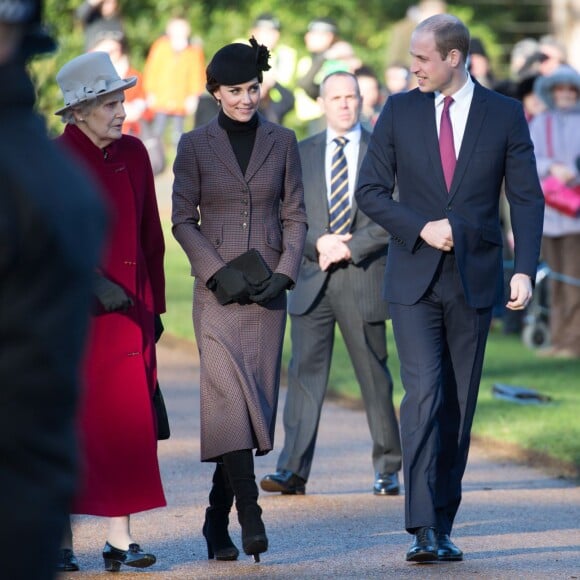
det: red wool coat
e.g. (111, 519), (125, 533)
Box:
(56, 125), (166, 516)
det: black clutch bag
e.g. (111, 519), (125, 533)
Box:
(153, 381), (170, 440)
(228, 249), (272, 286)
(214, 249), (272, 305)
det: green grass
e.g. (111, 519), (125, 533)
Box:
(163, 220), (580, 477)
(163, 223), (195, 339)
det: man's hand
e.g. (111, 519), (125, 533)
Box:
(506, 273), (533, 311)
(420, 218), (454, 252)
(316, 233), (352, 271)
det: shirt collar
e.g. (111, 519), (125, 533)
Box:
(326, 123), (362, 147)
(435, 72), (474, 108)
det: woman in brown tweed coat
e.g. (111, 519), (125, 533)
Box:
(172, 38), (307, 562)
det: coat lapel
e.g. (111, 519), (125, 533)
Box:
(448, 82), (487, 199)
(303, 132), (329, 229)
(245, 118), (276, 183)
(207, 116), (277, 185)
(207, 118), (246, 184)
(420, 92), (448, 194)
(350, 129), (370, 216)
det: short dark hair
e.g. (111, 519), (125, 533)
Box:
(354, 65), (378, 81)
(205, 73), (220, 97)
(416, 14), (470, 63)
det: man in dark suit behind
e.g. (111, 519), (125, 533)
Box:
(356, 14), (544, 563)
(0, 2), (105, 578)
(261, 71), (402, 497)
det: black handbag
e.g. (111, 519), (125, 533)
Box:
(152, 313), (169, 439)
(153, 381), (170, 440)
(214, 249), (272, 305)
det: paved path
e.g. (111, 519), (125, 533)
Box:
(59, 338), (580, 579)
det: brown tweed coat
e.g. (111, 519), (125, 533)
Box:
(172, 114), (307, 461)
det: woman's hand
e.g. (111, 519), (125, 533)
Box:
(208, 266), (251, 305)
(93, 275), (133, 312)
(249, 273), (292, 305)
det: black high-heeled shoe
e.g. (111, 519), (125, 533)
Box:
(202, 508), (239, 561)
(56, 548), (79, 572)
(221, 450), (268, 563)
(102, 542), (156, 572)
(239, 504), (268, 563)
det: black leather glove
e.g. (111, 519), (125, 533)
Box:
(154, 313), (164, 343)
(208, 265), (251, 305)
(249, 273), (292, 305)
(93, 274), (133, 312)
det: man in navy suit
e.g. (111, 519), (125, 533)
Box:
(261, 71), (402, 497)
(356, 15), (544, 563)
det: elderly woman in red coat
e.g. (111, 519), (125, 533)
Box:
(172, 38), (307, 563)
(54, 51), (166, 573)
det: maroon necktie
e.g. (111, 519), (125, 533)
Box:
(439, 96), (456, 191)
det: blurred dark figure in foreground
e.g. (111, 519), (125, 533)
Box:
(0, 2), (106, 579)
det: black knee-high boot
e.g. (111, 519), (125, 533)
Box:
(222, 449), (268, 562)
(202, 463), (239, 561)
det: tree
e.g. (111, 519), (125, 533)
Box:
(35, 1), (548, 135)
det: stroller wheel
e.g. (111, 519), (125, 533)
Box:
(522, 321), (551, 350)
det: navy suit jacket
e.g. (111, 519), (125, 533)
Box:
(356, 82), (544, 309)
(288, 128), (390, 321)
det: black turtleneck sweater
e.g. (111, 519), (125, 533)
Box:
(218, 109), (259, 175)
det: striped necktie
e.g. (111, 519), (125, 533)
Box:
(329, 136), (350, 234)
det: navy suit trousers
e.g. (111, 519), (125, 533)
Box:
(390, 253), (492, 534)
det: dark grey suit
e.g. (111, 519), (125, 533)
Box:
(276, 128), (402, 481)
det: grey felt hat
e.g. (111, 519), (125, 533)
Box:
(55, 51), (137, 116)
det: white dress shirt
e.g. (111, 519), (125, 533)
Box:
(434, 73), (474, 158)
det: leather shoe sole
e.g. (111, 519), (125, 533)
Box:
(406, 550), (438, 563)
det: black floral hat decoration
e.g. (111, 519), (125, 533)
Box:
(207, 36), (271, 86)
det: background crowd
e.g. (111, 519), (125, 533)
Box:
(33, 0), (579, 360)
(3, 0), (578, 577)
